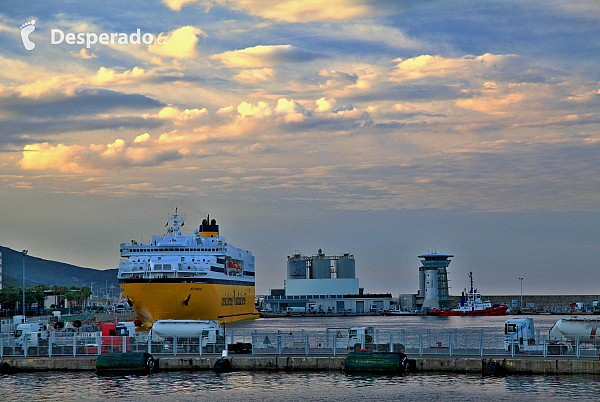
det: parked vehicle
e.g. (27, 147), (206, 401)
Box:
(151, 319), (225, 353)
(503, 317), (600, 354)
(347, 326), (374, 350)
(15, 322), (48, 347)
(84, 322), (131, 354)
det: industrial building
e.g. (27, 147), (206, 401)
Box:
(262, 249), (392, 314)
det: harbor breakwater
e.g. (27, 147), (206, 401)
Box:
(3, 355), (600, 375)
(472, 295), (600, 312)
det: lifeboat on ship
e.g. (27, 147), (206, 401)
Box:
(226, 262), (242, 275)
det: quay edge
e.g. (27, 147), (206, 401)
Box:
(3, 356), (600, 375)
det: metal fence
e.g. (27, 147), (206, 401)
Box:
(1, 328), (598, 359)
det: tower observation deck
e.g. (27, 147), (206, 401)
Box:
(417, 252), (453, 310)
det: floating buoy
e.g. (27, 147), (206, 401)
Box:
(344, 352), (408, 374)
(96, 352), (155, 373)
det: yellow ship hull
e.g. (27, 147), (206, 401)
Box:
(119, 280), (258, 326)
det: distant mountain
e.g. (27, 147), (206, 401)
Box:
(0, 246), (118, 289)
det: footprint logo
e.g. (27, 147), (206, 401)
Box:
(20, 20), (36, 51)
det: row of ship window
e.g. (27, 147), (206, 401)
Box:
(122, 247), (224, 253)
(126, 263), (254, 276)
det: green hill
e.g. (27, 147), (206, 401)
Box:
(0, 246), (118, 289)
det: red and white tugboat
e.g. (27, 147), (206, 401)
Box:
(429, 272), (508, 316)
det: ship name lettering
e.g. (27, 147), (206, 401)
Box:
(221, 296), (246, 306)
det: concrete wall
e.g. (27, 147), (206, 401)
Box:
(451, 295), (600, 310)
(4, 355), (600, 375)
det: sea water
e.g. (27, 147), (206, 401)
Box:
(2, 370), (600, 401)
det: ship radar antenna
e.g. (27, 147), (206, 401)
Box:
(166, 207), (185, 237)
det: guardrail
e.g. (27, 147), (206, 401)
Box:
(1, 329), (599, 359)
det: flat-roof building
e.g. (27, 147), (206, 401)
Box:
(262, 249), (392, 314)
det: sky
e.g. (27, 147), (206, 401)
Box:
(0, 0), (599, 296)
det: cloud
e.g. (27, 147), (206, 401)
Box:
(90, 67), (150, 86)
(210, 45), (323, 68)
(327, 23), (423, 49)
(233, 68), (275, 83)
(2, 89), (163, 118)
(19, 136), (184, 172)
(456, 92), (526, 115)
(163, 0), (375, 22)
(237, 101), (272, 118)
(275, 98), (307, 122)
(217, 106), (235, 114)
(159, 106), (208, 120)
(162, 0), (197, 11)
(134, 133), (151, 143)
(319, 70), (359, 86)
(5, 67), (153, 99)
(19, 143), (86, 172)
(143, 105), (208, 123)
(390, 53), (517, 82)
(315, 97), (335, 112)
(71, 48), (97, 59)
(237, 0), (372, 23)
(148, 26), (206, 59)
(0, 116), (164, 138)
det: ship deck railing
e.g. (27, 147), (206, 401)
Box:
(2, 327), (600, 359)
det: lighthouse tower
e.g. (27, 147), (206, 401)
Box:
(417, 252), (453, 310)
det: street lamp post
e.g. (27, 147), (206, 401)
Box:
(519, 277), (524, 312)
(22, 250), (28, 317)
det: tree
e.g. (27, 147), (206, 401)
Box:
(51, 285), (69, 308)
(65, 285), (92, 310)
(65, 286), (79, 308)
(0, 287), (20, 311)
(25, 288), (37, 310)
(78, 286), (92, 308)
(31, 284), (49, 312)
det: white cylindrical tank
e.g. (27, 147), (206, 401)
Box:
(549, 317), (600, 341)
(336, 257), (355, 279)
(311, 258), (331, 279)
(152, 319), (221, 337)
(287, 258), (307, 279)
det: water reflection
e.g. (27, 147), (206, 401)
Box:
(2, 371), (600, 401)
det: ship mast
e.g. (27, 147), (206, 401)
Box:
(167, 207), (185, 237)
(468, 271), (475, 303)
(469, 271), (474, 293)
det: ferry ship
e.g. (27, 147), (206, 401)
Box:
(428, 272), (508, 316)
(117, 209), (258, 326)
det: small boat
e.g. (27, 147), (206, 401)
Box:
(429, 272), (508, 316)
(386, 309), (420, 316)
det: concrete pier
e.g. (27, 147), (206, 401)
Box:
(2, 355), (600, 375)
